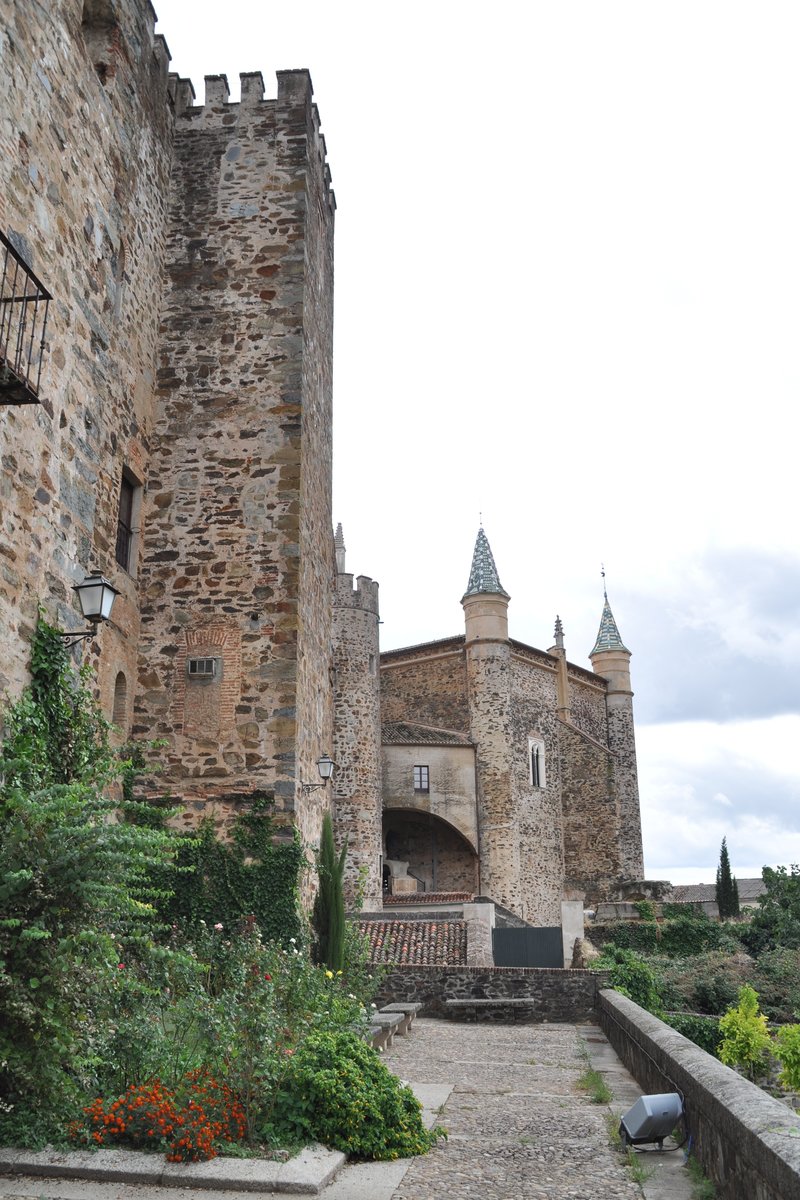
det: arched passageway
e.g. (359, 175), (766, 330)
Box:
(383, 808), (478, 895)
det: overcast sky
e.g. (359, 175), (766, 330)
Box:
(156, 0), (800, 886)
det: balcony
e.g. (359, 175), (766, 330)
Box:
(0, 231), (51, 405)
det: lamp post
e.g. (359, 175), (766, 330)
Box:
(58, 570), (120, 646)
(300, 753), (336, 793)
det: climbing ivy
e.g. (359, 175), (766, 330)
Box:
(155, 794), (305, 946)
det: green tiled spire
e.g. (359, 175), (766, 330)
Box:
(464, 528), (509, 598)
(591, 591), (629, 655)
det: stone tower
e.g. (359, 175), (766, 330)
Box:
(133, 69), (337, 857)
(332, 525), (382, 909)
(461, 529), (520, 911)
(589, 590), (644, 880)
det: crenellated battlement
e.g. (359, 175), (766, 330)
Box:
(165, 67), (336, 214)
(335, 573), (380, 616)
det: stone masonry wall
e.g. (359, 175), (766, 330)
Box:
(0, 0), (173, 723)
(607, 699), (644, 879)
(333, 572), (382, 909)
(133, 71), (336, 849)
(380, 640), (470, 731)
(375, 965), (605, 1022)
(509, 652), (564, 926)
(566, 669), (608, 744)
(558, 720), (624, 902)
(465, 639), (520, 914)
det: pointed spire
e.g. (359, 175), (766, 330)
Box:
(591, 594), (629, 655)
(554, 615), (564, 650)
(334, 522), (346, 573)
(464, 527), (509, 598)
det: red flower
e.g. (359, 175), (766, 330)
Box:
(117, 963), (125, 970)
(264, 973), (271, 981)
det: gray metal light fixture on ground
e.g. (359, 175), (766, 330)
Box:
(58, 571), (120, 647)
(619, 1092), (683, 1150)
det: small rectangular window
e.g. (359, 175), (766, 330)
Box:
(188, 657), (218, 678)
(115, 470), (140, 572)
(413, 765), (429, 793)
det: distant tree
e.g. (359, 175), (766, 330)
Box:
(716, 837), (740, 919)
(742, 865), (800, 956)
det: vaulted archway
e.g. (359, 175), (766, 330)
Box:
(383, 808), (478, 896)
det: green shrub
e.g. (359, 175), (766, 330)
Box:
(691, 975), (739, 1016)
(718, 985), (772, 1080)
(773, 1024), (800, 1091)
(634, 900), (656, 921)
(664, 1012), (721, 1057)
(592, 947), (664, 1015)
(0, 619), (177, 1132)
(750, 947), (800, 1023)
(267, 1029), (444, 1159)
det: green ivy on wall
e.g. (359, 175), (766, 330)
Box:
(155, 794), (305, 946)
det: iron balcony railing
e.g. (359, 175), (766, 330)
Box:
(0, 231), (51, 404)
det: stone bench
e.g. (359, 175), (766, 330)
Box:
(367, 1012), (403, 1050)
(444, 997), (537, 1023)
(379, 1002), (422, 1035)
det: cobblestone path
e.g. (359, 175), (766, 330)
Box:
(383, 1019), (643, 1200)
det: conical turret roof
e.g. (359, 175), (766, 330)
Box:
(591, 593), (629, 655)
(463, 528), (509, 598)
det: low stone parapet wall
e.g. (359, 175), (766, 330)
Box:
(598, 989), (800, 1200)
(374, 965), (606, 1022)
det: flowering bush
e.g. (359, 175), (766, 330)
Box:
(69, 1071), (246, 1162)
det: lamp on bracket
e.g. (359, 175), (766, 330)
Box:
(300, 753), (336, 793)
(58, 570), (120, 647)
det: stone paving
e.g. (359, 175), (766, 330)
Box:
(382, 1018), (643, 1200)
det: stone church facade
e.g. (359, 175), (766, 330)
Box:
(0, 0), (644, 924)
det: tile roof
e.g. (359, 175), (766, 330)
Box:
(384, 892), (474, 904)
(382, 721), (473, 747)
(590, 593), (629, 655)
(464, 527), (509, 598)
(672, 879), (765, 904)
(358, 919), (468, 965)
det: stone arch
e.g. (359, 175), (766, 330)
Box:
(112, 670), (127, 730)
(383, 807), (478, 897)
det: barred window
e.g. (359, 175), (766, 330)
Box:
(413, 765), (429, 793)
(188, 658), (218, 678)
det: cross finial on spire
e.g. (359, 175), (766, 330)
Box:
(601, 562), (608, 599)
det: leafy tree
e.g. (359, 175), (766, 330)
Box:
(0, 617), (176, 1130)
(312, 812), (346, 971)
(717, 985), (772, 1080)
(716, 837), (740, 919)
(741, 865), (800, 956)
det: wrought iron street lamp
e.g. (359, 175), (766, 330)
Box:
(58, 570), (120, 646)
(300, 753), (336, 793)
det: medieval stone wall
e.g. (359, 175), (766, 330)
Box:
(380, 640), (470, 730)
(606, 700), (644, 880)
(566, 669), (608, 743)
(509, 653), (564, 926)
(133, 70), (336, 849)
(558, 720), (624, 902)
(381, 743), (478, 850)
(0, 0), (173, 720)
(332, 572), (382, 909)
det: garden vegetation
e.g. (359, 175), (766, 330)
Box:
(0, 619), (442, 1162)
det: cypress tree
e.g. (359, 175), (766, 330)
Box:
(716, 837), (740, 919)
(312, 812), (347, 971)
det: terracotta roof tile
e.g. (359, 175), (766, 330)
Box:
(384, 892), (473, 904)
(358, 919), (467, 965)
(382, 722), (473, 746)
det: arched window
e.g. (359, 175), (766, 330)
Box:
(112, 671), (127, 730)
